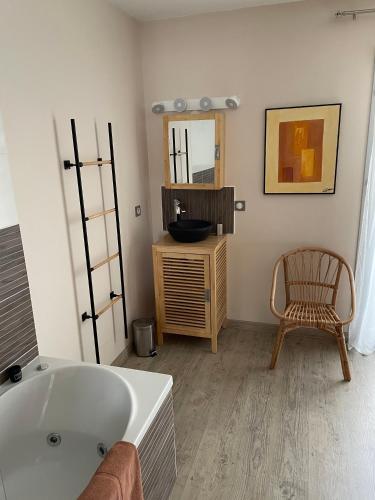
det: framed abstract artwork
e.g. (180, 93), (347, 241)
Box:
(264, 104), (342, 194)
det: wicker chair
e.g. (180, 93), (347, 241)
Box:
(269, 247), (355, 381)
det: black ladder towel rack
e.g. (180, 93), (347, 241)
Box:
(64, 119), (128, 364)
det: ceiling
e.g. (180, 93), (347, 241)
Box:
(110, 0), (303, 21)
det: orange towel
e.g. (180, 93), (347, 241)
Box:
(78, 441), (144, 500)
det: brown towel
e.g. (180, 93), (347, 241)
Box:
(78, 441), (144, 500)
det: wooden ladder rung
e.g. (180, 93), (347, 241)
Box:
(81, 160), (112, 166)
(85, 208), (116, 221)
(96, 294), (123, 318)
(91, 252), (119, 271)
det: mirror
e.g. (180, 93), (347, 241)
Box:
(163, 113), (224, 190)
(168, 119), (215, 184)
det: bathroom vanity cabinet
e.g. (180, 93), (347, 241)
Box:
(152, 235), (227, 353)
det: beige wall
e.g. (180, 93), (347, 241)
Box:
(142, 0), (375, 323)
(1, 0), (374, 361)
(0, 0), (154, 363)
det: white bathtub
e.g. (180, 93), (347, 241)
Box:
(0, 356), (172, 500)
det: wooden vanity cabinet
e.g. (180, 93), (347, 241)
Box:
(152, 235), (227, 353)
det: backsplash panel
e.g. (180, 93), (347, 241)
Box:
(161, 187), (234, 233)
(0, 225), (38, 384)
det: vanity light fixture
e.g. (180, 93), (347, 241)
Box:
(225, 96), (240, 109)
(151, 103), (165, 114)
(151, 96), (240, 114)
(199, 96), (213, 111)
(174, 98), (188, 112)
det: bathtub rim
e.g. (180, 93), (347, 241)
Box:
(0, 356), (173, 447)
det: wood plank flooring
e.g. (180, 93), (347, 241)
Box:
(125, 321), (375, 500)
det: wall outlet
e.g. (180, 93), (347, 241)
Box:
(234, 200), (246, 211)
(135, 205), (141, 217)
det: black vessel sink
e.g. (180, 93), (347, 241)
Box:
(167, 219), (213, 243)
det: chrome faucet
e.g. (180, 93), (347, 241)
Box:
(174, 199), (186, 221)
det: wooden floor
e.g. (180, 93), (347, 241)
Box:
(126, 321), (375, 500)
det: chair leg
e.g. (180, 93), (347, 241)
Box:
(336, 327), (351, 382)
(270, 323), (285, 369)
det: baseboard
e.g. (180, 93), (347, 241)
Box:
(225, 319), (349, 339)
(111, 343), (131, 367)
(226, 318), (278, 329)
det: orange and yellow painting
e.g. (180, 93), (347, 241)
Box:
(264, 104), (341, 194)
(278, 119), (324, 183)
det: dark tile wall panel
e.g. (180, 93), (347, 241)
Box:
(138, 391), (177, 500)
(0, 225), (38, 384)
(162, 186), (234, 234)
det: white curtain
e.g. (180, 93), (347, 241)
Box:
(349, 64), (375, 354)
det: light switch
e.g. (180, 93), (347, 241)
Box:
(234, 200), (246, 211)
(135, 205), (141, 217)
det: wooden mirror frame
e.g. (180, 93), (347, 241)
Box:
(163, 112), (225, 190)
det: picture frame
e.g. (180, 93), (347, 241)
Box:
(264, 103), (342, 194)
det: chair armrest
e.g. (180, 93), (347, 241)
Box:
(270, 256), (286, 320)
(339, 260), (356, 325)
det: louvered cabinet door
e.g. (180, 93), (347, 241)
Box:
(158, 252), (211, 337)
(215, 239), (227, 331)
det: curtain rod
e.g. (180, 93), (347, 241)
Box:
(336, 8), (375, 20)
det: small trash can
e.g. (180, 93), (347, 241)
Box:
(133, 318), (157, 357)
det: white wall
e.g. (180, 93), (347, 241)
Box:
(0, 116), (18, 229)
(1, 0), (374, 358)
(0, 0), (154, 363)
(141, 0), (375, 323)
